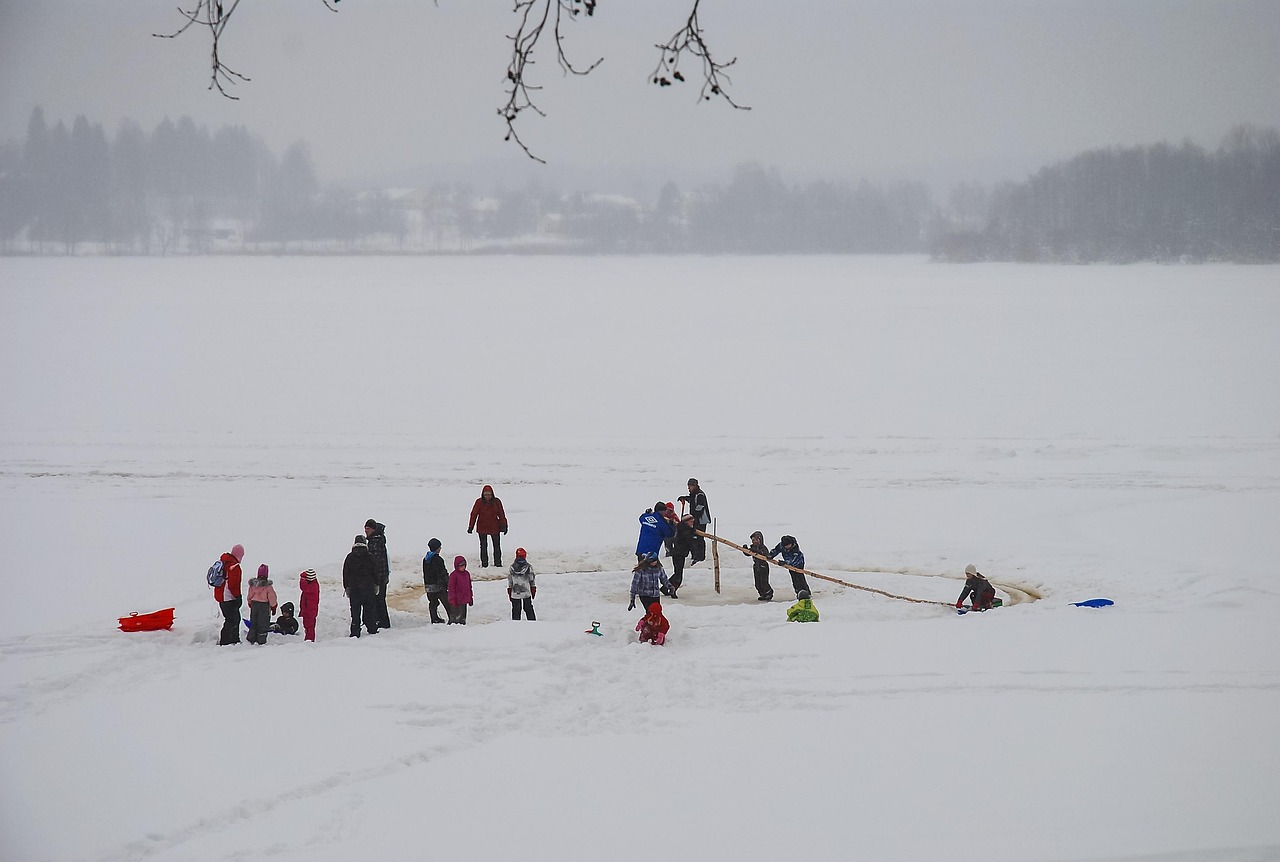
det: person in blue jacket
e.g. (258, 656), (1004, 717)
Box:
(769, 535), (810, 598)
(635, 501), (676, 563)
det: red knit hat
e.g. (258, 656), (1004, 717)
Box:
(515, 548), (527, 559)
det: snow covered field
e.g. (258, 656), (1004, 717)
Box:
(2, 255), (1279, 862)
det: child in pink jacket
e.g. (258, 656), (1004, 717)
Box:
(245, 564), (279, 645)
(298, 568), (320, 641)
(447, 555), (474, 625)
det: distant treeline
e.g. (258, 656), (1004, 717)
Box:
(934, 126), (1280, 263)
(1, 107), (1276, 261)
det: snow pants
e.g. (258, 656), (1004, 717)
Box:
(426, 590), (452, 624)
(373, 583), (391, 629)
(348, 588), (378, 637)
(477, 533), (502, 568)
(302, 612), (317, 641)
(449, 603), (469, 625)
(219, 597), (242, 645)
(668, 554), (688, 593)
(790, 570), (811, 597)
(510, 597), (535, 620)
(247, 600), (272, 645)
(753, 563), (773, 599)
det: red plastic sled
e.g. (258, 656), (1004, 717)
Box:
(118, 608), (175, 632)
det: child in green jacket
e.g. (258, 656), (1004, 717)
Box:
(787, 589), (819, 622)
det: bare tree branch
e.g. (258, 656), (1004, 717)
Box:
(650, 0), (749, 110)
(500, 0), (603, 164)
(155, 1), (747, 161)
(153, 0), (252, 99)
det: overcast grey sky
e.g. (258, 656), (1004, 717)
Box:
(2, 1), (1278, 193)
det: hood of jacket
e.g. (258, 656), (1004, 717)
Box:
(453, 555), (468, 570)
(248, 577), (272, 588)
(480, 484), (495, 499)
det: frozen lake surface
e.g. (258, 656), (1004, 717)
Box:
(2, 256), (1278, 861)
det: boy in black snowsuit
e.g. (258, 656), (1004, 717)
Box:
(665, 514), (698, 598)
(745, 531), (773, 601)
(421, 538), (452, 624)
(270, 601), (299, 635)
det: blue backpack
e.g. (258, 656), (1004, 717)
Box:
(207, 559), (226, 588)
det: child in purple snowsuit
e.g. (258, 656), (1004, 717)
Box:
(448, 555), (474, 625)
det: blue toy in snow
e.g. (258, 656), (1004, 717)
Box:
(1071, 598), (1114, 608)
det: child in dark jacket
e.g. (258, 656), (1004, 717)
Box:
(245, 564), (279, 645)
(422, 538), (451, 624)
(745, 531), (773, 601)
(271, 601), (299, 635)
(447, 555), (474, 625)
(666, 514), (699, 598)
(636, 601), (670, 645)
(957, 564), (998, 611)
(769, 535), (810, 598)
(298, 569), (319, 641)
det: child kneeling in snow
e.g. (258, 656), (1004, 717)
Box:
(636, 601), (670, 645)
(956, 564), (998, 611)
(787, 589), (819, 622)
(271, 601), (299, 635)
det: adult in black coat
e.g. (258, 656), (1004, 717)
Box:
(365, 519), (391, 629)
(677, 478), (710, 563)
(343, 535), (380, 637)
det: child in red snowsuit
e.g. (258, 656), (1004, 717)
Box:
(299, 568), (320, 641)
(636, 602), (670, 646)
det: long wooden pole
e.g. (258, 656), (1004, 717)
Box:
(694, 530), (951, 607)
(712, 518), (720, 594)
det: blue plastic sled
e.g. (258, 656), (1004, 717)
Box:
(1070, 598), (1114, 608)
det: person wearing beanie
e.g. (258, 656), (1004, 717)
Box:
(447, 555), (474, 625)
(629, 553), (670, 614)
(342, 535), (379, 637)
(768, 535), (810, 598)
(787, 589), (819, 622)
(467, 485), (508, 568)
(676, 479), (710, 564)
(507, 548), (537, 621)
(744, 531), (774, 601)
(636, 601), (670, 645)
(957, 564), (998, 611)
(660, 502), (679, 558)
(271, 601), (299, 636)
(635, 502), (675, 563)
(214, 544), (245, 645)
(245, 564), (279, 645)
(364, 519), (391, 630)
(421, 538), (451, 624)
(298, 569), (320, 641)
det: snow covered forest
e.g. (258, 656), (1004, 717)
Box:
(1, 108), (1276, 261)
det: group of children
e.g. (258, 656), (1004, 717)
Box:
(421, 539), (538, 625)
(216, 490), (999, 646)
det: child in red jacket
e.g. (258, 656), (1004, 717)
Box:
(636, 601), (670, 646)
(298, 569), (320, 641)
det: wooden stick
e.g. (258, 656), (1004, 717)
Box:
(712, 518), (721, 594)
(694, 530), (951, 607)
